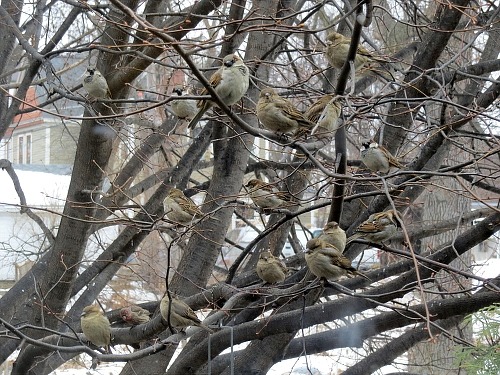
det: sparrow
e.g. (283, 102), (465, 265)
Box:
(163, 188), (203, 224)
(82, 67), (111, 99)
(256, 87), (315, 135)
(256, 251), (287, 283)
(187, 54), (249, 129)
(245, 179), (291, 210)
(170, 86), (198, 119)
(317, 221), (347, 253)
(305, 238), (369, 281)
(160, 294), (212, 332)
(360, 141), (404, 174)
(324, 32), (385, 72)
(305, 95), (342, 137)
(80, 305), (111, 352)
(120, 305), (151, 326)
(347, 210), (399, 244)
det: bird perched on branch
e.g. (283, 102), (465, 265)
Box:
(160, 294), (212, 332)
(305, 94), (342, 138)
(256, 87), (315, 135)
(256, 251), (287, 283)
(83, 68), (111, 99)
(305, 238), (369, 281)
(80, 305), (111, 352)
(171, 86), (198, 119)
(120, 305), (151, 326)
(360, 141), (404, 174)
(163, 188), (203, 224)
(187, 54), (249, 129)
(347, 210), (400, 244)
(317, 221), (347, 253)
(324, 32), (386, 72)
(245, 179), (292, 210)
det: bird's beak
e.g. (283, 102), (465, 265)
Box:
(224, 59), (235, 67)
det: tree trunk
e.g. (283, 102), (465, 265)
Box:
(407, 142), (472, 374)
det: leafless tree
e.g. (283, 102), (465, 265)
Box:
(0, 0), (499, 374)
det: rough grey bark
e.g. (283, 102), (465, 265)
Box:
(407, 144), (472, 375)
(0, 0), (23, 138)
(382, 0), (473, 154)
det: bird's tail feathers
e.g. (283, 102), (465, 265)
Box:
(346, 233), (360, 245)
(389, 156), (404, 169)
(187, 106), (208, 129)
(353, 270), (371, 281)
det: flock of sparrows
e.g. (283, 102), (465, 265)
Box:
(83, 33), (402, 172)
(79, 210), (400, 351)
(79, 33), (404, 351)
(256, 210), (400, 284)
(80, 293), (212, 351)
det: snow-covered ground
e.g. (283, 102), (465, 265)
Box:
(44, 345), (403, 374)
(472, 258), (500, 280)
(52, 363), (125, 375)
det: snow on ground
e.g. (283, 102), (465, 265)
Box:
(46, 343), (405, 375)
(472, 258), (500, 281)
(0, 168), (71, 208)
(268, 355), (340, 375)
(266, 342), (407, 375)
(52, 362), (125, 375)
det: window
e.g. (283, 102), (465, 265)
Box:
(26, 134), (31, 164)
(18, 136), (23, 163)
(17, 134), (32, 164)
